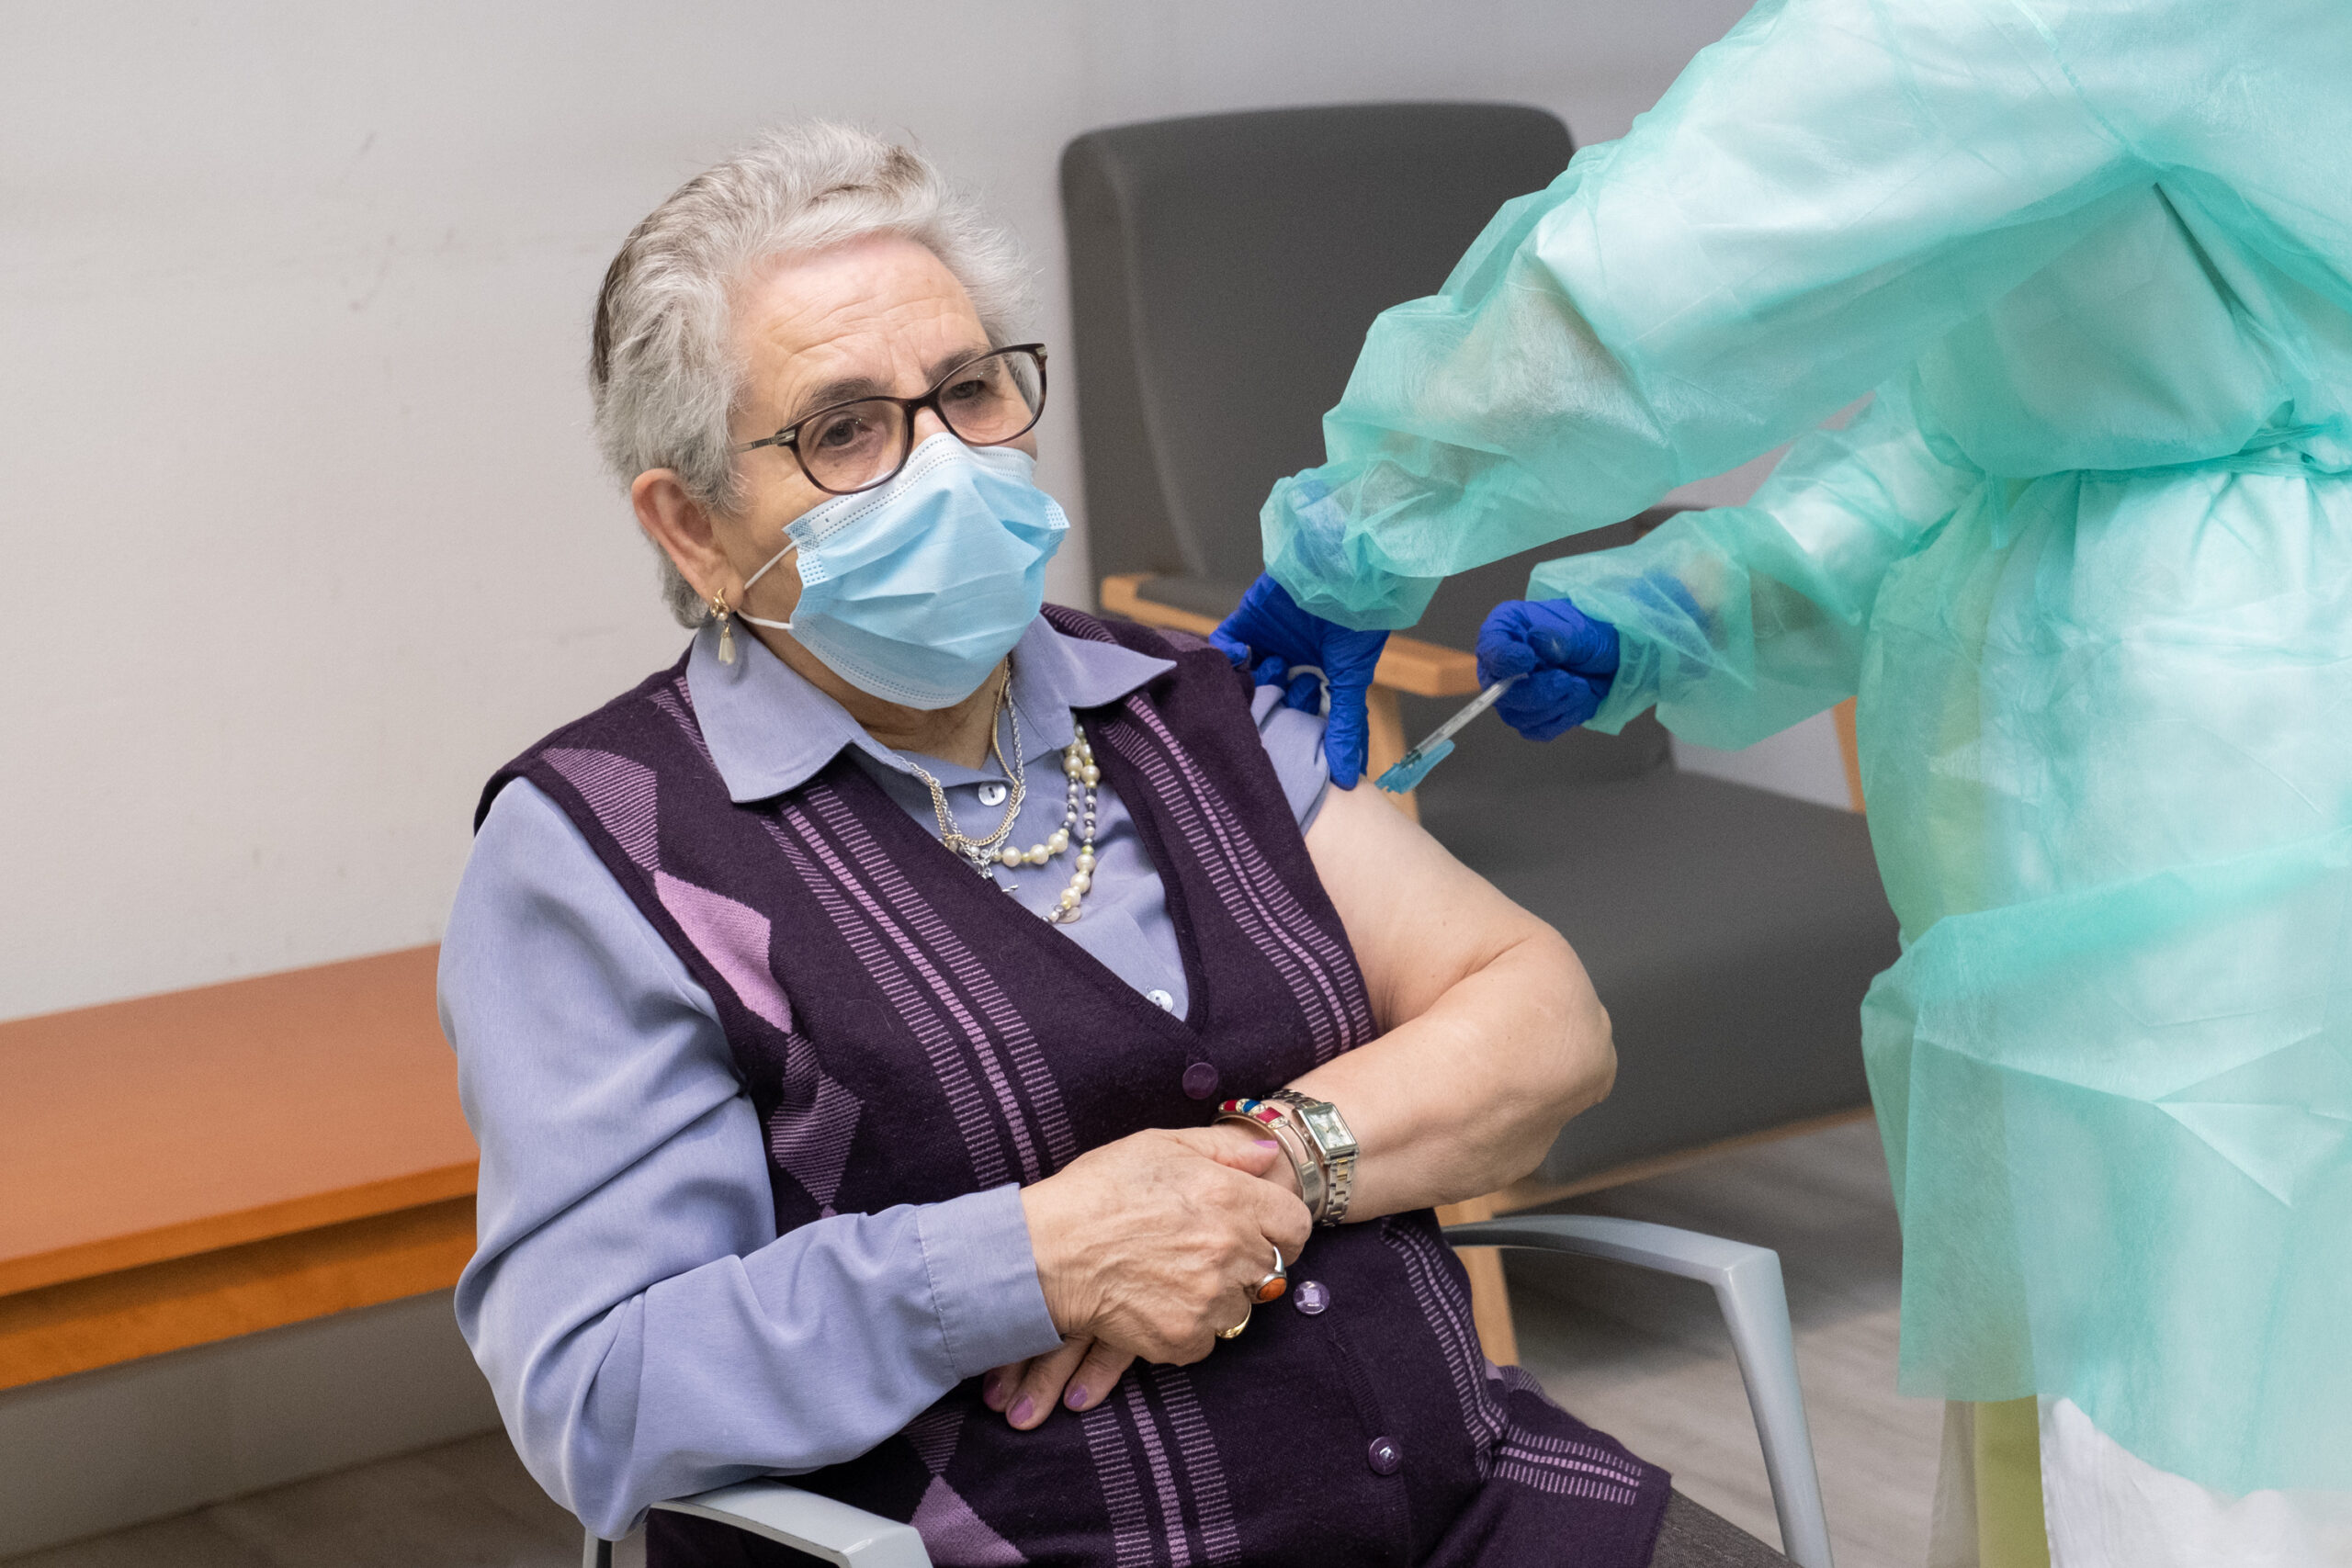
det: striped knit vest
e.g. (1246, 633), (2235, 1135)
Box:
(483, 608), (1667, 1568)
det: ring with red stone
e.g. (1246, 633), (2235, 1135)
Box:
(1252, 1243), (1289, 1303)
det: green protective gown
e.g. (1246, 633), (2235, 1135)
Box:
(1262, 0), (2352, 1498)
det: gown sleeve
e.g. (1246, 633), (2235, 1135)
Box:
(1262, 0), (2147, 629)
(1530, 376), (1979, 749)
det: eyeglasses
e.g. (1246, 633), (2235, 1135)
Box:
(735, 344), (1049, 496)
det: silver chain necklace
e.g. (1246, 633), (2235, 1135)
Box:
(898, 664), (1103, 923)
(902, 671), (1026, 874)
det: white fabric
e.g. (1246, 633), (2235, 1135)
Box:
(1927, 1401), (1982, 1568)
(2041, 1398), (2352, 1568)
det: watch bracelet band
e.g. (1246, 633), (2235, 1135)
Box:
(1213, 1108), (1326, 1217)
(1263, 1090), (1355, 1226)
(1263, 1089), (1358, 1227)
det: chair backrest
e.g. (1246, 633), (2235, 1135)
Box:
(1060, 102), (1574, 587)
(1062, 102), (1672, 785)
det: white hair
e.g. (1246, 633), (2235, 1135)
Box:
(589, 122), (1035, 626)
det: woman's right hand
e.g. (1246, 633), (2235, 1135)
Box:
(1019, 1124), (1312, 1368)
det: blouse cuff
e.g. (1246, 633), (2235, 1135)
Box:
(918, 1184), (1062, 1378)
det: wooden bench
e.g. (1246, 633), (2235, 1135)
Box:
(0, 947), (475, 1391)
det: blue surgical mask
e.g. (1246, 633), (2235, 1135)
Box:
(737, 434), (1069, 708)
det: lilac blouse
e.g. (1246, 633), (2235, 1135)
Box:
(439, 616), (1329, 1535)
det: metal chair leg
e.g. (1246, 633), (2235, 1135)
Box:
(1445, 1213), (1834, 1568)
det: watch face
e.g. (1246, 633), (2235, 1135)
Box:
(1301, 1103), (1358, 1156)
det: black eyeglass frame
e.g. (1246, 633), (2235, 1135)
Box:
(733, 344), (1049, 496)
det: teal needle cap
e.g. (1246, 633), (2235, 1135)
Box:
(1374, 738), (1453, 795)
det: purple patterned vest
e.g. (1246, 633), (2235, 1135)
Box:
(483, 608), (1668, 1568)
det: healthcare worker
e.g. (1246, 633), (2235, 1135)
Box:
(1212, 1), (2352, 1562)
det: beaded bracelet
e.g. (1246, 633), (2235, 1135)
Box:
(1217, 1094), (1356, 1224)
(1215, 1100), (1326, 1218)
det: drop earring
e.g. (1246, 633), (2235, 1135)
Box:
(710, 590), (737, 665)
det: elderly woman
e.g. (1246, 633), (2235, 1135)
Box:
(441, 124), (1700, 1568)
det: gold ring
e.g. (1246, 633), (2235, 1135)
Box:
(1252, 1243), (1289, 1303)
(1216, 1307), (1251, 1340)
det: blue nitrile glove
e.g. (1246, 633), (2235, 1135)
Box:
(1476, 599), (1622, 742)
(1211, 572), (1388, 789)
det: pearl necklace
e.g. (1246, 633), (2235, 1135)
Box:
(901, 670), (1102, 925)
(1000, 731), (1100, 925)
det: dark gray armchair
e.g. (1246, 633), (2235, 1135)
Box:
(1059, 103), (1895, 1207)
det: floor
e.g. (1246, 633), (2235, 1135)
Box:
(5, 1120), (1939, 1568)
(1513, 1119), (1942, 1567)
(0, 1434), (583, 1568)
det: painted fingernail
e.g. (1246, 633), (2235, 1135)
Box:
(1254, 1140), (1280, 1150)
(1009, 1395), (1035, 1427)
(1065, 1384), (1090, 1411)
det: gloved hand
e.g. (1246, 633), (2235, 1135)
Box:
(1211, 572), (1388, 788)
(1476, 598), (1622, 741)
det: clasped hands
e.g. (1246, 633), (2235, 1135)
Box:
(993, 1123), (1309, 1430)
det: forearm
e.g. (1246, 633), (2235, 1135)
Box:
(465, 1189), (1057, 1539)
(446, 784), (1061, 1536)
(1267, 0), (2136, 631)
(1541, 378), (1980, 750)
(1298, 779), (1617, 1219)
(1284, 928), (1611, 1222)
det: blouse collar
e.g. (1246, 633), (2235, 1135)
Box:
(685, 615), (1174, 805)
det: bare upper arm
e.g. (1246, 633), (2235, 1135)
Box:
(1303, 780), (1561, 1032)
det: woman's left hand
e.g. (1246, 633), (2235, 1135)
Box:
(987, 1119), (1300, 1427)
(984, 1335), (1136, 1429)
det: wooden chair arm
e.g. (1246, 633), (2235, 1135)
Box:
(1098, 574), (1480, 698)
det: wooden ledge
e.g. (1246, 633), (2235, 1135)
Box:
(1, 1163), (478, 1303)
(0, 945), (476, 1387)
(0, 1199), (476, 1389)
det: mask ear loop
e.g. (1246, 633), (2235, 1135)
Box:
(732, 434), (990, 635)
(733, 541), (797, 631)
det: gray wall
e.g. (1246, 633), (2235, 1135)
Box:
(0, 1292), (496, 1557)
(2, 0), (1771, 1021)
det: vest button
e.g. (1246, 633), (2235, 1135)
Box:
(1291, 1280), (1329, 1315)
(1367, 1436), (1402, 1476)
(976, 782), (1010, 807)
(1181, 1060), (1219, 1100)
